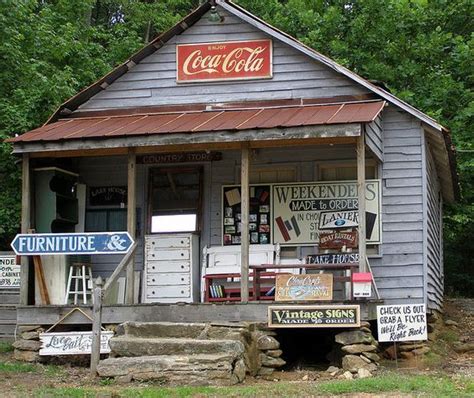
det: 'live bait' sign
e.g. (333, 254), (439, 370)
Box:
(39, 331), (113, 356)
(268, 305), (360, 328)
(376, 304), (428, 342)
(272, 180), (381, 246)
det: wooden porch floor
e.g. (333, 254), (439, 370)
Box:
(16, 300), (382, 326)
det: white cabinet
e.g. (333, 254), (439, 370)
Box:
(143, 233), (199, 303)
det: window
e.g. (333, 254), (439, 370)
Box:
(85, 209), (127, 232)
(149, 167), (202, 233)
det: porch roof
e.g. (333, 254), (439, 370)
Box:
(7, 100), (384, 144)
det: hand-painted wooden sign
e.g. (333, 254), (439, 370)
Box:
(138, 152), (222, 164)
(176, 40), (272, 82)
(275, 274), (333, 301)
(11, 232), (134, 256)
(0, 255), (20, 288)
(377, 304), (427, 342)
(268, 305), (360, 328)
(319, 231), (358, 249)
(39, 331), (113, 355)
(272, 180), (381, 246)
(89, 186), (127, 206)
(306, 253), (359, 265)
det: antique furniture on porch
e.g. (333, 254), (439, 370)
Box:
(143, 233), (200, 303)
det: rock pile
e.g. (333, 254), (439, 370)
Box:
(12, 325), (44, 362)
(335, 322), (379, 378)
(255, 332), (285, 376)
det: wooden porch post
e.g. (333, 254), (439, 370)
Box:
(240, 144), (250, 303)
(126, 149), (136, 304)
(20, 154), (31, 305)
(357, 133), (367, 273)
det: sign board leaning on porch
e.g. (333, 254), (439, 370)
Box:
(39, 331), (113, 356)
(377, 304), (428, 342)
(0, 255), (20, 288)
(272, 180), (381, 246)
(176, 40), (273, 83)
(268, 305), (360, 328)
(11, 232), (134, 256)
(275, 274), (333, 301)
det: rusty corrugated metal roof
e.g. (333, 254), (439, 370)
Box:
(8, 101), (385, 143)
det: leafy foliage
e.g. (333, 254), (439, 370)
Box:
(0, 0), (472, 294)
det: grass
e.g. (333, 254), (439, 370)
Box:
(0, 341), (14, 353)
(33, 373), (474, 398)
(0, 362), (38, 373)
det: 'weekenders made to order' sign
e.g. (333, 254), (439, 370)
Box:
(11, 232), (134, 256)
(176, 40), (272, 83)
(272, 180), (381, 246)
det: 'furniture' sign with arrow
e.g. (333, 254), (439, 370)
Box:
(11, 232), (134, 256)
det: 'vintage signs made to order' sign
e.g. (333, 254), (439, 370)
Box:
(176, 40), (272, 83)
(268, 305), (360, 328)
(0, 255), (20, 288)
(39, 331), (113, 356)
(377, 304), (428, 342)
(272, 180), (381, 246)
(11, 232), (134, 256)
(275, 274), (333, 301)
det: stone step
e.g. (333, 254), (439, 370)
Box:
(97, 353), (246, 385)
(110, 336), (245, 357)
(117, 321), (208, 338)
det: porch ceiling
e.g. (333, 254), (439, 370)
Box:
(8, 100), (385, 145)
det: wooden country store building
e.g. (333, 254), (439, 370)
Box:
(5, 0), (458, 380)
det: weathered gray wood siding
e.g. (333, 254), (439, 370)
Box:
(365, 116), (383, 161)
(425, 141), (443, 311)
(370, 106), (425, 304)
(78, 8), (369, 111)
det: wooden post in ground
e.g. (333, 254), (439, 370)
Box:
(90, 276), (103, 376)
(126, 149), (136, 304)
(357, 132), (367, 273)
(20, 154), (31, 305)
(240, 144), (250, 303)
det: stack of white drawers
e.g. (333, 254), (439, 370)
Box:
(143, 233), (199, 303)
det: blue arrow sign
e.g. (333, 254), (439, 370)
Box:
(11, 232), (134, 256)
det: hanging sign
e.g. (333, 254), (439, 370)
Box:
(319, 231), (358, 250)
(352, 272), (372, 298)
(137, 152), (222, 164)
(176, 40), (273, 83)
(275, 274), (333, 301)
(89, 186), (127, 206)
(39, 331), (113, 356)
(306, 253), (359, 265)
(272, 180), (381, 246)
(0, 255), (20, 288)
(268, 305), (360, 328)
(11, 232), (134, 256)
(377, 304), (428, 342)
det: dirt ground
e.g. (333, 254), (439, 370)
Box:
(0, 298), (473, 396)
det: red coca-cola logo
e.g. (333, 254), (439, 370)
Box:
(176, 40), (272, 82)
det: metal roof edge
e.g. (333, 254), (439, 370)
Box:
(219, 0), (445, 133)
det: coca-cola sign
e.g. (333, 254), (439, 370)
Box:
(176, 39), (272, 83)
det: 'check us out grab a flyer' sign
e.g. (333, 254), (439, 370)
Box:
(377, 304), (428, 342)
